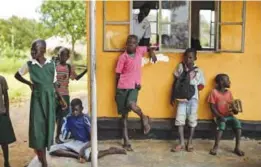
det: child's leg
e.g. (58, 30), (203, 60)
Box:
(231, 117), (244, 156)
(129, 102), (151, 134)
(1, 144), (10, 167)
(50, 149), (79, 159)
(97, 147), (127, 159)
(187, 99), (198, 152)
(171, 101), (186, 152)
(210, 120), (226, 155)
(35, 149), (48, 167)
(121, 113), (132, 151)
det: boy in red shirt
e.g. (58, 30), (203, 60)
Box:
(208, 74), (244, 156)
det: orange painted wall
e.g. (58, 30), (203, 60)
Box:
(87, 1), (261, 121)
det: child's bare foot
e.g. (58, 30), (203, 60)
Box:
(123, 144), (134, 152)
(55, 137), (63, 144)
(209, 147), (218, 156)
(234, 148), (245, 156)
(170, 145), (185, 152)
(142, 116), (151, 134)
(79, 157), (86, 163)
(109, 147), (127, 154)
(186, 144), (194, 152)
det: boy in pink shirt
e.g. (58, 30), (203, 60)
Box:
(115, 35), (157, 151)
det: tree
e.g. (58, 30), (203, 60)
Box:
(39, 1), (86, 59)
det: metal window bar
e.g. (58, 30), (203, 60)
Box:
(216, 1), (246, 53)
(103, 1), (131, 52)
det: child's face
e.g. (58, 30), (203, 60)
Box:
(71, 104), (83, 117)
(126, 37), (138, 53)
(184, 52), (195, 67)
(35, 43), (46, 59)
(59, 51), (70, 64)
(221, 76), (231, 88)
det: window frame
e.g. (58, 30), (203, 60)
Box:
(102, 1), (246, 53)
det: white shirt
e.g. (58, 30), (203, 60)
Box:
(19, 58), (57, 83)
(132, 14), (151, 42)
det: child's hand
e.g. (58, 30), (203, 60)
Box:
(151, 55), (157, 63)
(197, 84), (204, 91)
(60, 98), (68, 110)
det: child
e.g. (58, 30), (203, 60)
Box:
(171, 48), (205, 152)
(208, 74), (244, 156)
(50, 98), (126, 162)
(55, 47), (87, 144)
(115, 34), (157, 151)
(14, 39), (67, 167)
(0, 75), (16, 167)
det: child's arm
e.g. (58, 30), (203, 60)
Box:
(209, 104), (225, 121)
(75, 69), (87, 81)
(54, 84), (68, 110)
(2, 78), (9, 116)
(14, 72), (33, 90)
(148, 47), (157, 63)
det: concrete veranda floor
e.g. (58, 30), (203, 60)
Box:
(28, 139), (261, 167)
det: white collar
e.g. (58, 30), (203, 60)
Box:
(31, 58), (51, 65)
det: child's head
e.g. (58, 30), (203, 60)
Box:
(139, 3), (151, 19)
(71, 98), (83, 117)
(215, 74), (231, 89)
(126, 35), (138, 54)
(31, 39), (46, 59)
(183, 48), (197, 67)
(58, 47), (70, 64)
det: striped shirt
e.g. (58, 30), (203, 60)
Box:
(56, 63), (77, 96)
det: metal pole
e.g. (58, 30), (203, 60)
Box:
(90, 1), (98, 167)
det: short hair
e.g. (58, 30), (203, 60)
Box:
(140, 2), (151, 10)
(215, 73), (229, 84)
(31, 39), (46, 51)
(127, 35), (138, 43)
(184, 48), (197, 60)
(58, 47), (70, 56)
(71, 98), (83, 107)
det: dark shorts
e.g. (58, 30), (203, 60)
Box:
(0, 114), (16, 144)
(216, 116), (242, 131)
(56, 95), (70, 120)
(115, 88), (139, 115)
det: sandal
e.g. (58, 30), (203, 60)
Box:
(186, 145), (194, 152)
(143, 116), (151, 135)
(170, 145), (185, 152)
(209, 148), (217, 156)
(234, 149), (245, 156)
(123, 144), (134, 152)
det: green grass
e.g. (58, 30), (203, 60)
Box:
(0, 73), (87, 103)
(0, 58), (25, 74)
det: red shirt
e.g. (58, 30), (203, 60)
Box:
(56, 64), (77, 96)
(208, 89), (233, 117)
(116, 46), (147, 89)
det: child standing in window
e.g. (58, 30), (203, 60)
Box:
(171, 48), (205, 152)
(15, 39), (67, 167)
(115, 35), (157, 151)
(208, 74), (244, 156)
(0, 75), (16, 167)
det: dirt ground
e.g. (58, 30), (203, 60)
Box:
(1, 93), (261, 167)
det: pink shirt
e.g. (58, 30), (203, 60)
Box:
(116, 46), (147, 89)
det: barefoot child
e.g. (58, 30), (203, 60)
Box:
(171, 48), (205, 152)
(14, 39), (67, 167)
(0, 75), (16, 167)
(208, 74), (244, 156)
(115, 35), (157, 151)
(50, 98), (126, 162)
(55, 47), (87, 144)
